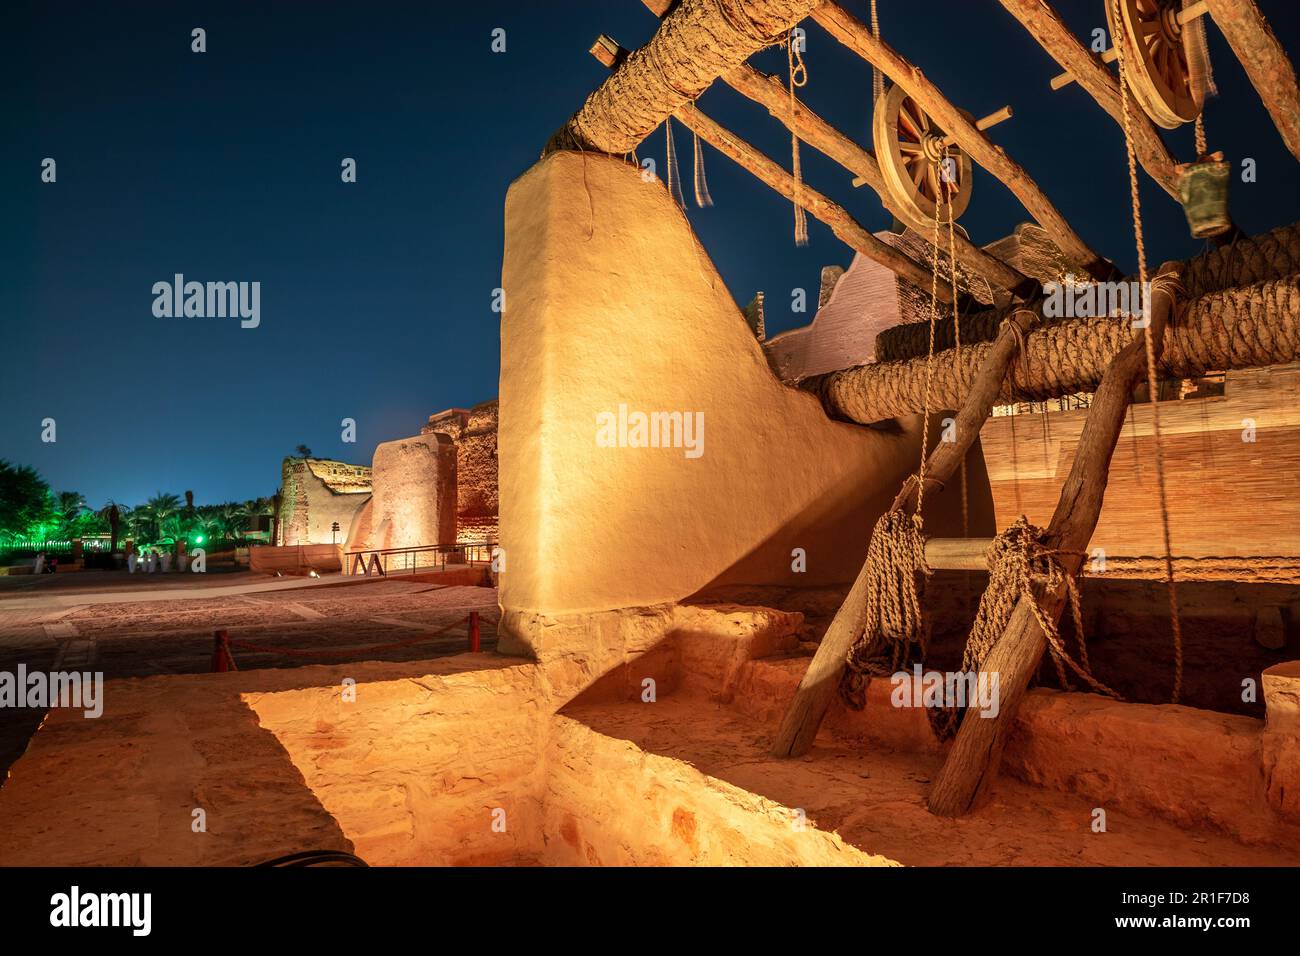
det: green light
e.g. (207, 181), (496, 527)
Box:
(195, 535), (204, 544)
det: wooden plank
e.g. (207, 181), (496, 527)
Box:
(812, 1), (1115, 280)
(587, 38), (954, 301)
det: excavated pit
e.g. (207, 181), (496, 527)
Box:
(1, 599), (1297, 866)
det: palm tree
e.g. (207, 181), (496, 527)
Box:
(53, 492), (88, 540)
(294, 444), (312, 458)
(97, 501), (126, 552)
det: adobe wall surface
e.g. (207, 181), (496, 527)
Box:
(498, 150), (991, 638)
(279, 457), (372, 547)
(425, 400), (500, 544)
(979, 363), (1300, 557)
(345, 433), (458, 555)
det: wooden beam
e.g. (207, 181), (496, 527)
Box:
(631, 0), (1034, 301)
(547, 0), (823, 154)
(771, 307), (1039, 758)
(815, 275), (1300, 423)
(927, 262), (1182, 817)
(587, 37), (954, 301)
(673, 103), (949, 299)
(722, 63), (1040, 301)
(811, 1), (1115, 281)
(1206, 0), (1300, 161)
(995, 0), (1180, 200)
(923, 541), (1300, 583)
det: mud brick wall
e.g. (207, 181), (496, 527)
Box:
(279, 457), (372, 546)
(424, 400), (499, 544)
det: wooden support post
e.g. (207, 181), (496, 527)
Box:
(812, 1), (1115, 280)
(721, 63), (1037, 301)
(771, 307), (1040, 758)
(1205, 0), (1300, 161)
(926, 263), (1182, 817)
(996, 0), (1180, 199)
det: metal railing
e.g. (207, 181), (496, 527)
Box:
(344, 540), (495, 577)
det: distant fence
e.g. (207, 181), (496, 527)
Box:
(345, 541), (494, 576)
(0, 538), (114, 561)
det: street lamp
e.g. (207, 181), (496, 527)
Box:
(331, 521), (340, 545)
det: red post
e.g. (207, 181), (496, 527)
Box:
(212, 630), (232, 672)
(468, 612), (481, 653)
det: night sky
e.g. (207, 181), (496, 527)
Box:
(5, 1), (1299, 508)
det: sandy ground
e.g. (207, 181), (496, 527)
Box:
(0, 578), (499, 778)
(564, 693), (1300, 866)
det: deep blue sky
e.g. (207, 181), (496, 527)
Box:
(4, 1), (1298, 507)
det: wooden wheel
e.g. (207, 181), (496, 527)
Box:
(1115, 0), (1199, 129)
(873, 84), (973, 228)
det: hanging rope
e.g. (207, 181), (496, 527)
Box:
(870, 0), (884, 104)
(1183, 0), (1217, 157)
(839, 151), (950, 714)
(664, 117), (685, 209)
(692, 130), (713, 208)
(787, 30), (809, 246)
(840, 510), (931, 708)
(1109, 0), (1185, 704)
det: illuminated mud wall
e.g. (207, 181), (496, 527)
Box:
(344, 433), (457, 555)
(424, 400), (500, 544)
(279, 457), (372, 546)
(498, 151), (990, 638)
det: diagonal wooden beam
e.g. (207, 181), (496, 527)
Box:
(676, 104), (953, 300)
(722, 63), (1040, 301)
(588, 36), (952, 300)
(996, 0), (1180, 200)
(548, 0), (823, 154)
(812, 1), (1116, 281)
(635, 1), (1035, 301)
(927, 262), (1182, 817)
(1206, 0), (1300, 161)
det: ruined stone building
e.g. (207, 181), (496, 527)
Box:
(280, 400), (500, 555)
(277, 457), (372, 546)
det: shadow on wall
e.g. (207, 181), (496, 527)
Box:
(687, 418), (998, 600)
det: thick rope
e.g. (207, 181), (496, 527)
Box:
(962, 518), (1123, 698)
(838, 151), (949, 717)
(873, 221), (1300, 364)
(840, 510), (931, 709)
(788, 31), (809, 246)
(1111, 0), (1185, 704)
